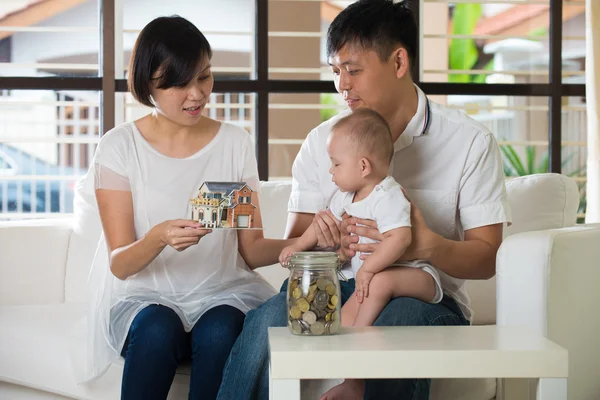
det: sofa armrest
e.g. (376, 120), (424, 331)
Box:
(496, 224), (600, 399)
(0, 218), (73, 306)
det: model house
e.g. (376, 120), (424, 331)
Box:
(190, 181), (256, 228)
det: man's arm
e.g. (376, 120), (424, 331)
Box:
(427, 224), (502, 280)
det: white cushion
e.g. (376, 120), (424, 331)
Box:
(466, 173), (580, 326)
(0, 304), (190, 400)
(0, 219), (72, 306)
(503, 173), (580, 238)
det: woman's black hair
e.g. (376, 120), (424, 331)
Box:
(128, 15), (212, 107)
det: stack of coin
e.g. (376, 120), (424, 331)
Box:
(287, 276), (341, 335)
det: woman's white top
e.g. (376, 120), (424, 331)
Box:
(80, 121), (276, 382)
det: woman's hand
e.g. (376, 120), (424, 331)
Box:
(155, 219), (212, 252)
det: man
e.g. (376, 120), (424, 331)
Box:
(217, 1), (511, 399)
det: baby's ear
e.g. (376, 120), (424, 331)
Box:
(360, 158), (372, 176)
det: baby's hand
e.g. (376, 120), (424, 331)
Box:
(279, 246), (298, 267)
(355, 269), (375, 304)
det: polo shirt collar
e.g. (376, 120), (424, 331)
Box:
(393, 85), (429, 153)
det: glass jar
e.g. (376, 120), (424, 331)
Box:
(286, 251), (342, 335)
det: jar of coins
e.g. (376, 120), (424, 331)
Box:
(286, 252), (341, 336)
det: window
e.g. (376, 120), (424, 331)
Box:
(0, 0), (587, 221)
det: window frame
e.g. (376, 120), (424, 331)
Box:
(0, 0), (586, 181)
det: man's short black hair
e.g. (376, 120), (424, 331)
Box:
(326, 0), (417, 66)
(128, 15), (212, 107)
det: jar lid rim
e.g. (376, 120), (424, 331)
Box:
(288, 251), (340, 269)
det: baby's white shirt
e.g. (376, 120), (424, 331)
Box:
(328, 176), (411, 276)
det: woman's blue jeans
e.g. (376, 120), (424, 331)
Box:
(120, 304), (245, 400)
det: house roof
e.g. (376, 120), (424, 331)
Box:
(200, 182), (250, 196)
(0, 0), (87, 41)
(0, 0), (45, 20)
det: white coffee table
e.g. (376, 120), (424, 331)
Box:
(268, 325), (568, 400)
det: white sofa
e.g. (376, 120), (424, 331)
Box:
(1, 173), (599, 400)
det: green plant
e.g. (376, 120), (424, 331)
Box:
(320, 93), (341, 122)
(448, 4), (494, 84)
(501, 144), (587, 222)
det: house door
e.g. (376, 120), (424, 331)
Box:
(236, 215), (249, 228)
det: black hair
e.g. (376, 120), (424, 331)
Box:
(128, 15), (212, 107)
(332, 108), (394, 165)
(326, 0), (417, 66)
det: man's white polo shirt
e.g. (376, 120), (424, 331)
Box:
(288, 85), (512, 321)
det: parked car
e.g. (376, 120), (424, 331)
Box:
(0, 144), (76, 214)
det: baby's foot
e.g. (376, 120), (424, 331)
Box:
(319, 379), (364, 400)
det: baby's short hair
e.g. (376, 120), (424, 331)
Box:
(332, 108), (394, 164)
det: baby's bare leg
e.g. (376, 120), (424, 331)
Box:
(353, 267), (437, 326)
(340, 294), (359, 327)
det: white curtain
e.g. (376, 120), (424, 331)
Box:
(586, 0), (600, 223)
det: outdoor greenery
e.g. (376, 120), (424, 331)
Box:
(448, 4), (494, 83)
(320, 93), (343, 122)
(501, 144), (587, 223)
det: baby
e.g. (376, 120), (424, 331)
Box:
(280, 108), (443, 327)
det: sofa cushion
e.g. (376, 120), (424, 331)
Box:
(0, 304), (190, 400)
(503, 173), (579, 238)
(0, 219), (72, 306)
(466, 173), (580, 326)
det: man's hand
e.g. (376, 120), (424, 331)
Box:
(343, 201), (443, 264)
(355, 269), (375, 303)
(341, 217), (382, 261)
(313, 210), (342, 250)
(397, 203), (443, 262)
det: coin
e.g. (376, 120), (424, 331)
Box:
(310, 320), (325, 335)
(316, 278), (329, 290)
(314, 290), (329, 306)
(289, 305), (302, 319)
(289, 280), (298, 292)
(290, 320), (302, 334)
(299, 319), (310, 332)
(329, 319), (340, 334)
(325, 283), (336, 296)
(292, 287), (302, 299)
(302, 310), (317, 325)
(297, 298), (310, 312)
(325, 312), (332, 322)
(331, 310), (340, 321)
(309, 284), (317, 294)
(330, 295), (338, 306)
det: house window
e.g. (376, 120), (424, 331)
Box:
(212, 210), (217, 222)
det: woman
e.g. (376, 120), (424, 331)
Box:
(83, 15), (292, 400)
